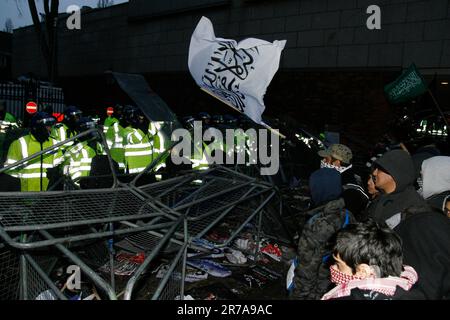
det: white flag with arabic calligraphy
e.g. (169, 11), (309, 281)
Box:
(188, 16), (286, 125)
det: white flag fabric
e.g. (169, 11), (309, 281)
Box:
(188, 16), (286, 125)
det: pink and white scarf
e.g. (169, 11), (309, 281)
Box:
(322, 265), (418, 300)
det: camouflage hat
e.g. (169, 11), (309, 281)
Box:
(318, 144), (353, 164)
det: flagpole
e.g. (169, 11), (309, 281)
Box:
(427, 89), (449, 127)
(200, 87), (286, 139)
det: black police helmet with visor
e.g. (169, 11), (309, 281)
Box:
(64, 106), (82, 130)
(123, 105), (147, 132)
(198, 112), (211, 121)
(223, 114), (237, 126)
(76, 116), (99, 142)
(182, 115), (196, 130)
(30, 112), (56, 143)
(212, 114), (224, 125)
(114, 104), (124, 118)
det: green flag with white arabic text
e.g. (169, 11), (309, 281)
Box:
(384, 64), (427, 104)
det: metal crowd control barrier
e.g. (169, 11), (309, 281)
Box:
(131, 166), (281, 253)
(0, 243), (66, 300)
(0, 125), (286, 300)
(0, 82), (65, 121)
(0, 128), (188, 300)
(0, 186), (186, 300)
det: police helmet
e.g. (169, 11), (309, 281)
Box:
(212, 114), (224, 124)
(76, 116), (99, 141)
(115, 104), (124, 116)
(64, 106), (82, 129)
(64, 106), (82, 119)
(223, 114), (237, 126)
(123, 105), (142, 128)
(198, 112), (211, 121)
(76, 116), (96, 132)
(30, 112), (56, 143)
(182, 115), (196, 129)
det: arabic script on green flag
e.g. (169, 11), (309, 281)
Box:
(384, 64), (427, 104)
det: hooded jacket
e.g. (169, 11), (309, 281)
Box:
(394, 208), (450, 299)
(367, 151), (450, 299)
(366, 150), (426, 222)
(421, 156), (450, 212)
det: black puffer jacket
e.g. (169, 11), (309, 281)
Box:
(394, 208), (450, 300)
(366, 150), (426, 222)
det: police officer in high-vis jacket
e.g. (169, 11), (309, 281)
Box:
(52, 106), (82, 152)
(63, 116), (104, 186)
(4, 112), (63, 192)
(0, 100), (19, 164)
(122, 106), (153, 174)
(103, 104), (122, 134)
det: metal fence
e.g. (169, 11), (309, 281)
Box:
(0, 130), (188, 300)
(0, 82), (65, 120)
(0, 126), (286, 300)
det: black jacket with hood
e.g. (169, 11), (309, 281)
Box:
(366, 151), (450, 299)
(394, 207), (450, 300)
(366, 150), (426, 222)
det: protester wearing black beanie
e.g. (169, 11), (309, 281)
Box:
(366, 150), (425, 222)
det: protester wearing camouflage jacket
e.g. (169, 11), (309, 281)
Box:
(291, 198), (355, 300)
(290, 169), (351, 299)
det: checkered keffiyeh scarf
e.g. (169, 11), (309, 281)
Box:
(320, 159), (353, 174)
(322, 265), (418, 300)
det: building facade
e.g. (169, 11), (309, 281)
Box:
(10, 0), (450, 151)
(0, 31), (12, 80)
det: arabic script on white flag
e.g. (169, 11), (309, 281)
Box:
(188, 16), (286, 125)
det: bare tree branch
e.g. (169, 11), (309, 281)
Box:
(97, 0), (115, 8)
(25, 0), (59, 83)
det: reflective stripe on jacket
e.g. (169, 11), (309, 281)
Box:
(105, 122), (125, 170)
(51, 123), (74, 150)
(64, 141), (97, 184)
(191, 142), (211, 171)
(123, 127), (152, 174)
(103, 116), (119, 133)
(5, 134), (63, 191)
(0, 112), (18, 134)
(148, 121), (168, 172)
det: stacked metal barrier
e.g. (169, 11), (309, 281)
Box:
(0, 128), (188, 300)
(0, 127), (285, 300)
(135, 166), (280, 249)
(0, 187), (187, 300)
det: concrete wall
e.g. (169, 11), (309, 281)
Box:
(11, 0), (450, 78)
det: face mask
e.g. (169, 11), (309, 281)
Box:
(320, 159), (352, 174)
(32, 126), (51, 143)
(330, 265), (364, 285)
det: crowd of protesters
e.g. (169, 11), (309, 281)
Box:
(291, 137), (450, 300)
(2, 98), (450, 300)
